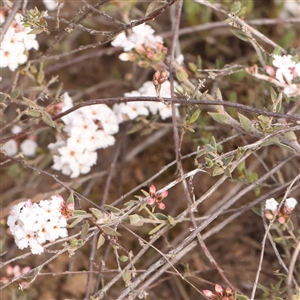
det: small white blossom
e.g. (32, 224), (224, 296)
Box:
(1, 140), (18, 156)
(265, 198), (279, 212)
(285, 197), (297, 212)
(20, 139), (37, 156)
(111, 24), (163, 52)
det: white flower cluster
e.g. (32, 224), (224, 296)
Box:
(51, 82), (180, 178)
(111, 23), (163, 52)
(1, 125), (38, 157)
(271, 54), (300, 96)
(50, 93), (118, 178)
(113, 80), (179, 123)
(7, 195), (68, 255)
(0, 13), (39, 71)
(265, 197), (297, 212)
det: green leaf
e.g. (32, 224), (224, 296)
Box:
(67, 192), (74, 205)
(197, 55), (202, 69)
(101, 226), (121, 237)
(89, 208), (104, 219)
(251, 207), (261, 217)
(205, 144), (216, 153)
(167, 215), (176, 226)
(104, 204), (122, 213)
(73, 209), (88, 216)
(0, 94), (8, 103)
(224, 168), (232, 178)
(153, 213), (168, 220)
(199, 90), (209, 100)
(222, 155), (233, 167)
(127, 123), (144, 134)
(216, 88), (223, 101)
(213, 166), (224, 176)
(37, 68), (44, 85)
(208, 112), (229, 125)
(231, 1), (242, 15)
(68, 217), (83, 228)
(122, 268), (131, 284)
(27, 108), (41, 117)
(270, 87), (277, 103)
(238, 113), (253, 133)
(80, 221), (90, 239)
(97, 234), (105, 249)
(275, 142), (296, 153)
(189, 109), (201, 124)
(120, 255), (129, 262)
(210, 136), (217, 149)
(42, 111), (55, 127)
(28, 28), (44, 34)
(11, 89), (21, 99)
(129, 214), (144, 226)
(188, 62), (197, 72)
(148, 223), (165, 235)
(140, 189), (150, 197)
(176, 68), (188, 82)
(230, 30), (248, 42)
(23, 96), (38, 109)
(145, 0), (166, 16)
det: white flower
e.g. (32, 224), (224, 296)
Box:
(11, 125), (22, 134)
(285, 197), (297, 212)
(20, 139), (37, 156)
(265, 198), (279, 212)
(272, 54), (295, 70)
(111, 24), (163, 52)
(43, 0), (61, 11)
(1, 140), (18, 156)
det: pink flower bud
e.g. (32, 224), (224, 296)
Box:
(265, 65), (275, 77)
(149, 185), (156, 194)
(278, 216), (286, 224)
(158, 202), (165, 210)
(215, 284), (223, 296)
(147, 198), (155, 205)
(203, 290), (214, 297)
(160, 190), (168, 199)
(225, 287), (232, 295)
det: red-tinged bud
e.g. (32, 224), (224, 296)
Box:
(265, 65), (275, 77)
(149, 185), (156, 194)
(203, 290), (214, 298)
(265, 213), (274, 220)
(225, 287), (232, 295)
(158, 202), (165, 210)
(278, 216), (286, 224)
(222, 297), (229, 300)
(215, 284), (223, 296)
(160, 190), (168, 199)
(147, 198), (155, 205)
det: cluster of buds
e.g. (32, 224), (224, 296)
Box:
(153, 70), (169, 102)
(119, 42), (168, 70)
(146, 185), (168, 210)
(1, 264), (31, 288)
(153, 70), (169, 87)
(265, 197), (298, 224)
(203, 284), (234, 300)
